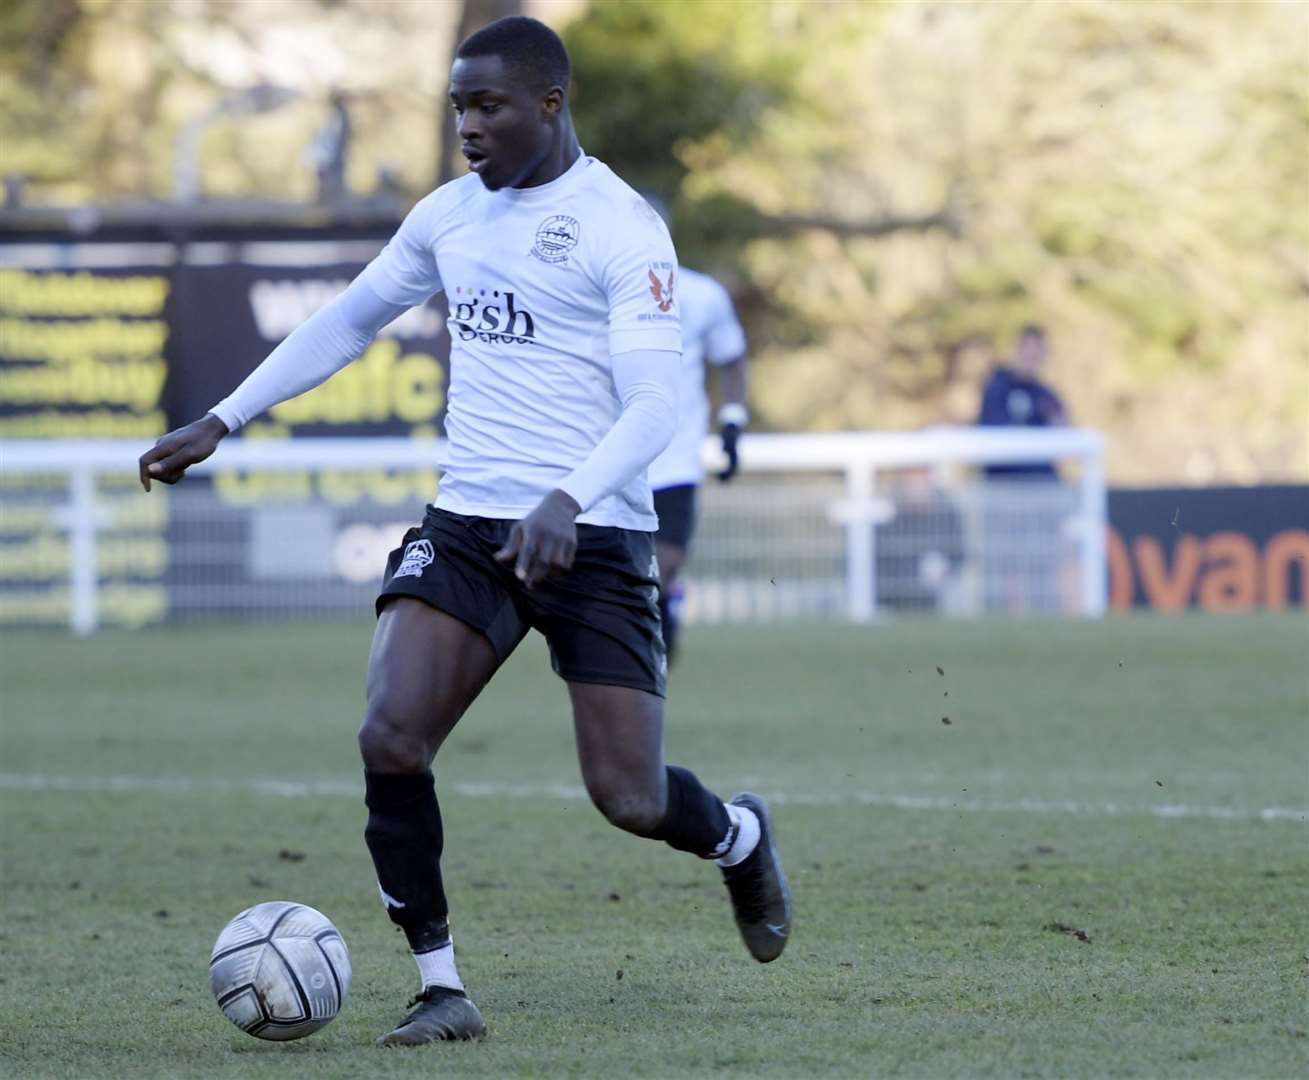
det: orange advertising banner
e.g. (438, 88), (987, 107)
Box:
(1108, 487), (1308, 612)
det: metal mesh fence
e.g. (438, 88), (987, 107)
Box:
(685, 473), (1082, 622)
(0, 462), (1090, 628)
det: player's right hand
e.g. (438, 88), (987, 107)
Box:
(494, 489), (581, 589)
(139, 413), (229, 492)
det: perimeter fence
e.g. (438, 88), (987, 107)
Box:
(0, 428), (1105, 633)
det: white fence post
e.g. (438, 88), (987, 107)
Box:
(1080, 447), (1108, 617)
(67, 467), (99, 636)
(845, 462), (876, 623)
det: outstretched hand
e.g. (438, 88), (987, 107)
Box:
(138, 414), (229, 491)
(494, 489), (581, 589)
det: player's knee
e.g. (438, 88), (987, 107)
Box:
(358, 693), (431, 773)
(585, 777), (663, 836)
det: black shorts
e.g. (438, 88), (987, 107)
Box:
(653, 484), (698, 551)
(377, 507), (667, 697)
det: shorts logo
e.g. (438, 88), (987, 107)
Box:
(394, 539), (434, 579)
(531, 215), (580, 264)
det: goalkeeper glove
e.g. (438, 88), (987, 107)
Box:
(716, 403), (748, 483)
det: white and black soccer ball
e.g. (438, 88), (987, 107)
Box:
(209, 900), (351, 1041)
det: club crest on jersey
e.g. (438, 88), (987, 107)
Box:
(648, 265), (675, 312)
(394, 539), (434, 579)
(531, 215), (580, 264)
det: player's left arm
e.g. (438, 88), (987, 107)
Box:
(494, 348), (679, 588)
(139, 191), (446, 490)
(139, 277), (410, 490)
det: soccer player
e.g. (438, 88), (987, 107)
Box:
(645, 220), (750, 664)
(138, 17), (791, 1047)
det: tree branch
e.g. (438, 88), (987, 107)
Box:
(760, 205), (960, 240)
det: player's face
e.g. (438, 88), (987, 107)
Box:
(449, 55), (559, 191)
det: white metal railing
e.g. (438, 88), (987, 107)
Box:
(0, 428), (1105, 633)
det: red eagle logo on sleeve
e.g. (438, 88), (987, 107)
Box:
(648, 267), (676, 312)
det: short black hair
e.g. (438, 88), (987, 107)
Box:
(1019, 323), (1046, 339)
(456, 16), (571, 95)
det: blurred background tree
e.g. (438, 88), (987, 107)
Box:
(1, 0), (1305, 483)
(0, 0), (462, 203)
(566, 0), (1309, 484)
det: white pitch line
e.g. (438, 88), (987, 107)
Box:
(0, 772), (1303, 824)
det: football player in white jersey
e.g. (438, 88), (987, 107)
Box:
(644, 230), (750, 663)
(138, 16), (790, 1047)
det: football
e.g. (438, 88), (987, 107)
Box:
(209, 900), (351, 1041)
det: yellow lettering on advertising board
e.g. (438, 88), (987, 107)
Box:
(213, 470), (313, 506)
(210, 467), (437, 509)
(0, 506), (53, 534)
(269, 341), (444, 426)
(0, 317), (168, 361)
(0, 585), (167, 627)
(0, 534), (168, 581)
(0, 473), (65, 492)
(318, 469), (439, 507)
(107, 493), (169, 529)
(0, 270), (169, 316)
(393, 354), (444, 423)
(0, 409), (166, 438)
(0, 493), (165, 534)
(0, 356), (167, 410)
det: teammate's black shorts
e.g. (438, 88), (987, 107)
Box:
(653, 484), (698, 551)
(377, 507), (667, 697)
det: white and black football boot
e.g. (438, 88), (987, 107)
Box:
(376, 985), (487, 1046)
(720, 792), (792, 963)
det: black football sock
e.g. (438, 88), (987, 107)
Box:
(658, 588), (679, 665)
(363, 769), (450, 952)
(650, 765), (733, 858)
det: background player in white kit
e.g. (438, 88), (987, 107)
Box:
(137, 17), (790, 1047)
(645, 242), (750, 663)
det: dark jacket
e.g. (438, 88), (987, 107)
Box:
(977, 366), (1064, 478)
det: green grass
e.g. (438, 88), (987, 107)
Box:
(1, 615), (1307, 1079)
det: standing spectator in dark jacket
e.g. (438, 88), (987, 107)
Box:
(977, 325), (1066, 479)
(976, 324), (1073, 613)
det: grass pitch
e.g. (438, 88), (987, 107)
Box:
(2, 614), (1306, 1079)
